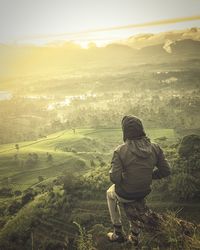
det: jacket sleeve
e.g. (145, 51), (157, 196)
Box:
(109, 151), (123, 184)
(152, 145), (171, 180)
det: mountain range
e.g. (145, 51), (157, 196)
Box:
(0, 27), (200, 78)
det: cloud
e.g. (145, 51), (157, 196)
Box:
(17, 15), (200, 42)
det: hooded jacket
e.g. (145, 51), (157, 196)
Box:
(109, 115), (171, 200)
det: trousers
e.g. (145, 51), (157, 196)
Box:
(106, 184), (149, 235)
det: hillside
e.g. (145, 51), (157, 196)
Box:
(0, 128), (200, 249)
(0, 181), (200, 250)
(0, 128), (176, 191)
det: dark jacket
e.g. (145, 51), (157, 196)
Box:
(110, 116), (171, 200)
(110, 138), (171, 199)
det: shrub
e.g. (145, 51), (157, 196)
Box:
(7, 200), (22, 215)
(169, 173), (200, 201)
(38, 176), (44, 182)
(14, 190), (22, 196)
(21, 190), (35, 205)
(25, 153), (39, 167)
(74, 222), (95, 250)
(0, 187), (13, 197)
(178, 134), (200, 159)
(90, 160), (96, 167)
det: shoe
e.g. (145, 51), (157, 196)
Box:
(107, 231), (126, 243)
(128, 233), (139, 247)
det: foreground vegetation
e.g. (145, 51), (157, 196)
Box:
(0, 128), (199, 249)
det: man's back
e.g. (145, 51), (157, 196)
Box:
(110, 131), (170, 200)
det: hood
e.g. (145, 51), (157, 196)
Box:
(128, 137), (152, 158)
(122, 115), (146, 141)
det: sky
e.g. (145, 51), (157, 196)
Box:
(0, 0), (200, 46)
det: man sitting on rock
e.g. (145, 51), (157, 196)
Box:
(107, 115), (171, 245)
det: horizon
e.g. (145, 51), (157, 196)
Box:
(1, 25), (200, 49)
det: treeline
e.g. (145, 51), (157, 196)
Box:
(58, 89), (200, 131)
(0, 97), (57, 144)
(0, 68), (200, 144)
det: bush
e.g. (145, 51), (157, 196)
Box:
(169, 173), (200, 201)
(38, 176), (44, 182)
(62, 173), (83, 193)
(7, 200), (22, 215)
(90, 160), (96, 167)
(178, 134), (200, 159)
(0, 187), (13, 197)
(14, 190), (22, 196)
(25, 153), (39, 167)
(74, 222), (95, 250)
(21, 190), (35, 205)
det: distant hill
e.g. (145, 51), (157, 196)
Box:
(120, 27), (200, 49)
(171, 39), (200, 55)
(0, 28), (200, 78)
(132, 39), (200, 60)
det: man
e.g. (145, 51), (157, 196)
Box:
(107, 115), (171, 244)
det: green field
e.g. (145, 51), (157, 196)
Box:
(0, 128), (177, 191)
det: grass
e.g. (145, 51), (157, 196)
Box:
(0, 128), (177, 192)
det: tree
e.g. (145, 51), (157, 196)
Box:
(25, 153), (38, 167)
(90, 160), (96, 167)
(38, 176), (44, 182)
(15, 144), (19, 152)
(169, 134), (200, 201)
(47, 152), (53, 163)
(21, 189), (35, 205)
(178, 134), (200, 159)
